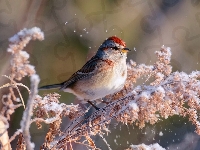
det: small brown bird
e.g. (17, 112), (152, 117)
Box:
(39, 36), (130, 108)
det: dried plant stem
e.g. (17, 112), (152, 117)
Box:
(0, 116), (11, 150)
(20, 75), (40, 150)
(1, 75), (31, 109)
(0, 27), (44, 149)
(99, 134), (112, 150)
(9, 129), (22, 143)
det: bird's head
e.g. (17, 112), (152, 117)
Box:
(97, 36), (131, 59)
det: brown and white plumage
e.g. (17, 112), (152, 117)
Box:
(39, 36), (130, 104)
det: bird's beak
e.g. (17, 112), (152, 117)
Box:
(121, 48), (131, 53)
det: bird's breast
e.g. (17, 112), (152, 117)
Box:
(65, 61), (127, 102)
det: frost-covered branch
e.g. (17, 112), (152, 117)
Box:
(126, 143), (165, 150)
(53, 46), (200, 149)
(0, 27), (44, 149)
(20, 75), (40, 150)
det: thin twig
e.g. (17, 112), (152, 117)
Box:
(1, 75), (31, 109)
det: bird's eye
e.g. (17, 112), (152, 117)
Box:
(112, 46), (119, 50)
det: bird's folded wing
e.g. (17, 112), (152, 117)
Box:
(60, 56), (100, 90)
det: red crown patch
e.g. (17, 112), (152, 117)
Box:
(107, 36), (126, 47)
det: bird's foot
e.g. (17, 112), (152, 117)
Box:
(87, 101), (100, 110)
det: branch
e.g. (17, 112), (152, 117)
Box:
(20, 75), (40, 150)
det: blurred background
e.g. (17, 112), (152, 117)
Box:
(0, 0), (200, 149)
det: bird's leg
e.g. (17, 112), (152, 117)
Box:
(84, 105), (92, 113)
(96, 98), (109, 105)
(87, 100), (100, 110)
(101, 100), (109, 104)
(79, 103), (91, 113)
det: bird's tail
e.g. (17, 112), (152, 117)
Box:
(39, 83), (63, 90)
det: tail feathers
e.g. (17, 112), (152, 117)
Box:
(39, 83), (63, 90)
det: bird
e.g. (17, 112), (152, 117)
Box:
(39, 36), (131, 109)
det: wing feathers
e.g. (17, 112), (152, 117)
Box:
(60, 56), (99, 90)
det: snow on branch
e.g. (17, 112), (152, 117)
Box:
(127, 143), (165, 150)
(53, 46), (200, 149)
(0, 27), (44, 149)
(20, 75), (40, 150)
(7, 27), (44, 81)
